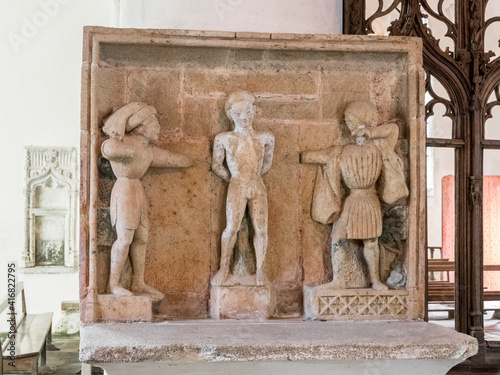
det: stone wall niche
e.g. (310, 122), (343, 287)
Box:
(24, 147), (78, 270)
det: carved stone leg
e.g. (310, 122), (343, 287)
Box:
(108, 227), (134, 296)
(129, 225), (164, 299)
(363, 238), (388, 291)
(249, 194), (269, 286)
(213, 190), (247, 286)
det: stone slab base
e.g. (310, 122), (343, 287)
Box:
(304, 285), (409, 320)
(97, 295), (153, 322)
(210, 284), (275, 319)
(80, 320), (477, 375)
(94, 359), (464, 375)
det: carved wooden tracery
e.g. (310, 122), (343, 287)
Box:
(344, 0), (500, 359)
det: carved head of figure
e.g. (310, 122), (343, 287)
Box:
(225, 91), (256, 130)
(103, 102), (159, 141)
(344, 100), (378, 136)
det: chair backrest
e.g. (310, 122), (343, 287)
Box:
(0, 282), (26, 362)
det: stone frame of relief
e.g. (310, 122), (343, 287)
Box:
(23, 147), (79, 271)
(80, 27), (425, 323)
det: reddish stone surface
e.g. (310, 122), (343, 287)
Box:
(81, 29), (425, 321)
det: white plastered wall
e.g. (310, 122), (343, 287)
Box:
(0, 0), (117, 330)
(117, 0), (342, 34)
(0, 0), (342, 330)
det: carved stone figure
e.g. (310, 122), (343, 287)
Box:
(211, 91), (275, 286)
(101, 102), (193, 299)
(301, 101), (409, 290)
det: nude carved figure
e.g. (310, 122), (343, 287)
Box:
(101, 102), (193, 299)
(211, 91), (275, 286)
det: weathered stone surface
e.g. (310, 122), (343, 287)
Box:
(322, 72), (371, 120)
(235, 32), (271, 40)
(85, 359), (475, 375)
(156, 292), (207, 319)
(127, 70), (182, 131)
(304, 286), (408, 320)
(96, 295), (153, 322)
(80, 320), (478, 363)
(142, 141), (211, 316)
(100, 44), (230, 69)
(96, 208), (116, 246)
(81, 28), (426, 322)
(265, 165), (302, 284)
(210, 283), (275, 320)
(95, 66), (127, 126)
(184, 71), (319, 96)
(257, 99), (321, 121)
(233, 49), (264, 62)
(273, 284), (303, 317)
(183, 97), (215, 138)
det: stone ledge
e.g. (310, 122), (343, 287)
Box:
(80, 320), (477, 363)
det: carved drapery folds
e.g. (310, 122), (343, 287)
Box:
(24, 147), (78, 269)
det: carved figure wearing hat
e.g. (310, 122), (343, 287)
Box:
(102, 102), (193, 299)
(300, 100), (408, 290)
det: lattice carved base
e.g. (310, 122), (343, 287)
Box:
(303, 285), (409, 320)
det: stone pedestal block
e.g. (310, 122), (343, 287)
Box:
(97, 295), (153, 322)
(304, 285), (409, 321)
(210, 283), (275, 320)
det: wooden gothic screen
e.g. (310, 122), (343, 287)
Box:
(343, 0), (500, 353)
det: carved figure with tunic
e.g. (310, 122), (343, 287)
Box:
(101, 102), (193, 299)
(301, 100), (409, 290)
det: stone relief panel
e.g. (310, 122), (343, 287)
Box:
(24, 147), (78, 269)
(80, 30), (425, 323)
